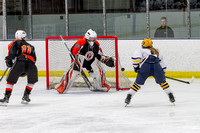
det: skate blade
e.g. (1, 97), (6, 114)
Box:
(88, 87), (95, 91)
(125, 103), (128, 107)
(0, 102), (7, 107)
(21, 100), (29, 104)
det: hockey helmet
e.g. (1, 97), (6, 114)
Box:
(142, 38), (153, 48)
(85, 29), (97, 46)
(15, 30), (27, 40)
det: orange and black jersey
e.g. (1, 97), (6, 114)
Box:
(71, 38), (103, 70)
(6, 40), (36, 63)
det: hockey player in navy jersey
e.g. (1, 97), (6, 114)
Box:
(125, 38), (175, 106)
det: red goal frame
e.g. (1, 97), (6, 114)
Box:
(45, 36), (128, 90)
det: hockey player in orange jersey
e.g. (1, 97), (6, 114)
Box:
(55, 29), (115, 94)
(0, 30), (38, 105)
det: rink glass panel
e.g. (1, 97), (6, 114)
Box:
(149, 0), (188, 39)
(0, 16), (3, 39)
(191, 3), (200, 38)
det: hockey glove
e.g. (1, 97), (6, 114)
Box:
(134, 66), (140, 73)
(5, 57), (13, 68)
(101, 56), (115, 67)
(162, 67), (167, 74)
(162, 67), (167, 71)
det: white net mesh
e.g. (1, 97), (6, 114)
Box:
(46, 36), (131, 90)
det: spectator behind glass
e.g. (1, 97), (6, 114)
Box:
(154, 17), (174, 38)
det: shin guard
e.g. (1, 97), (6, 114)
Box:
(55, 68), (79, 94)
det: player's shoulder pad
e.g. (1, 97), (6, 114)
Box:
(77, 38), (87, 46)
(9, 40), (19, 45)
(8, 40), (19, 51)
(94, 40), (100, 46)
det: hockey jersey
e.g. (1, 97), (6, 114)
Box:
(71, 37), (103, 70)
(132, 48), (166, 70)
(6, 40), (36, 63)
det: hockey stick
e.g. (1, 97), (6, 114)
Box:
(80, 70), (93, 89)
(60, 35), (94, 90)
(166, 76), (194, 84)
(0, 67), (9, 82)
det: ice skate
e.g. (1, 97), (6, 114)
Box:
(0, 93), (11, 106)
(125, 94), (132, 107)
(21, 91), (31, 104)
(168, 93), (175, 103)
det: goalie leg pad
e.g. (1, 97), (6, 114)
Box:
(89, 71), (101, 91)
(55, 68), (79, 94)
(97, 61), (111, 91)
(55, 71), (69, 94)
(73, 54), (84, 71)
(89, 61), (111, 92)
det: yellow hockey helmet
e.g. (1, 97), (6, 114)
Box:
(142, 38), (153, 48)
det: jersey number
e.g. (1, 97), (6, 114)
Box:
(22, 45), (31, 54)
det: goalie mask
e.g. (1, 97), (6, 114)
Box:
(85, 29), (97, 46)
(15, 30), (27, 40)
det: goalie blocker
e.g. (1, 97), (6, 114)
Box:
(55, 29), (115, 94)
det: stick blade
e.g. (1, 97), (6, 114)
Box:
(189, 76), (195, 84)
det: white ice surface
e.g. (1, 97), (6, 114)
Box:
(0, 77), (200, 133)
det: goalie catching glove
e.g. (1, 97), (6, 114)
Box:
(100, 56), (115, 67)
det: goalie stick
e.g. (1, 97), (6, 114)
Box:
(0, 67), (9, 82)
(165, 76), (194, 84)
(60, 35), (93, 91)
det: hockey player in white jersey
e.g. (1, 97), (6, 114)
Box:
(125, 38), (175, 106)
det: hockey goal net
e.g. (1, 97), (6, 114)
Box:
(45, 36), (131, 90)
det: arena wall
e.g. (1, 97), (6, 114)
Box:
(0, 39), (199, 78)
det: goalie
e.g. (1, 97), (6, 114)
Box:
(55, 29), (115, 94)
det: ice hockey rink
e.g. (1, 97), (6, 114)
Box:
(0, 77), (200, 133)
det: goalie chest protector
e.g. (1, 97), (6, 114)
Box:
(71, 40), (101, 70)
